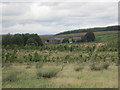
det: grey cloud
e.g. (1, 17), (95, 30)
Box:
(2, 2), (118, 35)
(2, 3), (30, 16)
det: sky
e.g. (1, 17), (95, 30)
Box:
(1, 0), (119, 35)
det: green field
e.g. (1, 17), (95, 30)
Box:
(2, 31), (118, 88)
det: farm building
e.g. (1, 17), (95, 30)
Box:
(72, 37), (82, 43)
(43, 38), (64, 44)
(42, 36), (82, 44)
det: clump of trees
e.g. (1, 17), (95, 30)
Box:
(62, 31), (95, 43)
(82, 31), (95, 42)
(2, 33), (43, 46)
(62, 38), (69, 43)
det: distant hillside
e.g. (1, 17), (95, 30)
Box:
(40, 31), (118, 41)
(56, 25), (119, 35)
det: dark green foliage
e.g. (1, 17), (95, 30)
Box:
(27, 54), (32, 61)
(65, 55), (70, 60)
(28, 34), (43, 46)
(32, 52), (40, 62)
(83, 31), (95, 42)
(62, 38), (69, 43)
(2, 33), (12, 45)
(2, 33), (43, 46)
(26, 38), (38, 46)
(23, 33), (30, 46)
(3, 50), (17, 62)
(11, 34), (24, 46)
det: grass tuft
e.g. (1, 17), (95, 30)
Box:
(35, 62), (43, 69)
(74, 65), (84, 72)
(3, 71), (19, 82)
(36, 68), (59, 78)
(101, 62), (109, 69)
(89, 63), (101, 71)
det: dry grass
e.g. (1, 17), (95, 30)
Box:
(52, 64), (118, 88)
(2, 63), (118, 88)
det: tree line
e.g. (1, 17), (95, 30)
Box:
(2, 33), (43, 46)
(2, 31), (95, 46)
(56, 25), (119, 35)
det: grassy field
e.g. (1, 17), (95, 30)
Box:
(2, 63), (118, 88)
(2, 31), (118, 88)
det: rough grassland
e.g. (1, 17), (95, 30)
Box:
(2, 63), (118, 88)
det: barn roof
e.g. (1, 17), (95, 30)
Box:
(73, 37), (81, 40)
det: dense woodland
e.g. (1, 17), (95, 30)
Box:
(2, 33), (43, 46)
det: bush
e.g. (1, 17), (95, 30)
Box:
(36, 62), (43, 69)
(83, 31), (95, 42)
(2, 63), (12, 68)
(89, 62), (110, 71)
(27, 54), (32, 62)
(89, 63), (101, 71)
(101, 62), (109, 69)
(3, 71), (19, 82)
(36, 68), (59, 78)
(74, 66), (84, 72)
(32, 52), (40, 62)
(26, 62), (32, 69)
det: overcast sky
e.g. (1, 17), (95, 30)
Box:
(1, 1), (118, 35)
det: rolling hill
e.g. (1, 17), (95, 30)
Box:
(56, 25), (119, 35)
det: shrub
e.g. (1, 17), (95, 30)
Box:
(101, 62), (109, 69)
(62, 38), (69, 43)
(36, 62), (43, 69)
(26, 62), (32, 69)
(2, 63), (11, 68)
(74, 62), (84, 71)
(27, 54), (32, 62)
(74, 66), (84, 72)
(89, 63), (101, 71)
(36, 68), (59, 78)
(32, 52), (40, 62)
(3, 71), (19, 82)
(83, 31), (95, 42)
